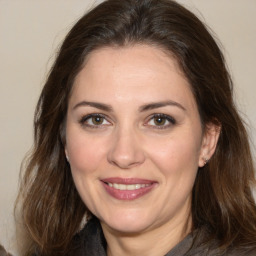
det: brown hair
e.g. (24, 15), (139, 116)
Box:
(17, 0), (256, 255)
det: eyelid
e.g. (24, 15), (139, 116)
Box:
(145, 113), (176, 129)
(79, 113), (112, 128)
(78, 113), (176, 130)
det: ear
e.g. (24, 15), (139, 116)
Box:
(198, 123), (221, 167)
(65, 148), (69, 162)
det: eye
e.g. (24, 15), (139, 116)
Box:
(79, 114), (111, 128)
(146, 114), (176, 129)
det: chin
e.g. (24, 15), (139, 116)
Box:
(100, 209), (154, 234)
(106, 221), (150, 234)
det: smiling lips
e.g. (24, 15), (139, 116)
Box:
(101, 178), (157, 200)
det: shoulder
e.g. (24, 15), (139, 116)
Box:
(185, 227), (256, 256)
(226, 246), (256, 256)
(68, 216), (106, 256)
(186, 244), (256, 256)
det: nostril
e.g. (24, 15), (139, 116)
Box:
(108, 158), (144, 169)
(107, 132), (146, 169)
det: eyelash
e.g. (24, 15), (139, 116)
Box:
(79, 114), (111, 129)
(146, 113), (176, 129)
(79, 113), (176, 129)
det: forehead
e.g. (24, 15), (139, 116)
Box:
(70, 45), (196, 111)
(78, 44), (184, 84)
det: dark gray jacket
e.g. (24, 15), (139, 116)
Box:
(68, 217), (256, 256)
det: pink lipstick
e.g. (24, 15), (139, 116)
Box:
(101, 177), (157, 200)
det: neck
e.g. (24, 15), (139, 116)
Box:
(101, 212), (192, 256)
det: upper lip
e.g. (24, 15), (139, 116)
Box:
(101, 177), (157, 184)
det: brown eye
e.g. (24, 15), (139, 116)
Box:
(153, 116), (167, 126)
(147, 114), (176, 129)
(92, 116), (104, 125)
(79, 114), (111, 128)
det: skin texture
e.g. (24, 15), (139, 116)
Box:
(65, 45), (219, 256)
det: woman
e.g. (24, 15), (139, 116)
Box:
(17, 0), (256, 255)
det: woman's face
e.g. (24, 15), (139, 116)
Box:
(65, 45), (217, 235)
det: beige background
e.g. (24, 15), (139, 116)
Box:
(0, 0), (255, 254)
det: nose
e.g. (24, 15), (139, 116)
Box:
(107, 126), (145, 169)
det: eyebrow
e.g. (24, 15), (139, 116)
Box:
(72, 100), (186, 112)
(139, 100), (186, 112)
(72, 101), (113, 112)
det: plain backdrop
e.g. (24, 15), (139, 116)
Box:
(0, 0), (255, 254)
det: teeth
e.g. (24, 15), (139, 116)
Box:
(108, 183), (150, 190)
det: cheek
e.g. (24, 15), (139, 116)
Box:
(147, 134), (201, 178)
(66, 130), (107, 175)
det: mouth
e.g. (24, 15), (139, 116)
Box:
(105, 183), (151, 190)
(101, 178), (157, 200)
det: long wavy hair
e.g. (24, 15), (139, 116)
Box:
(17, 0), (256, 255)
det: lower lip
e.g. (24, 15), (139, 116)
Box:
(102, 182), (156, 200)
